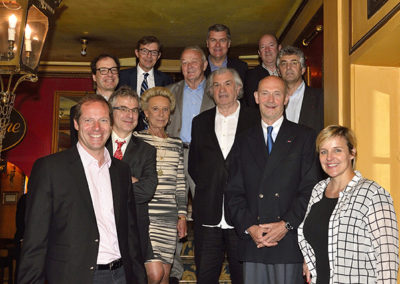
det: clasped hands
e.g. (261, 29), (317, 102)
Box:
(247, 220), (288, 248)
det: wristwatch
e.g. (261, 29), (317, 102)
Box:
(284, 221), (294, 231)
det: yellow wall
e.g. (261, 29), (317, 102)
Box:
(352, 65), (400, 216)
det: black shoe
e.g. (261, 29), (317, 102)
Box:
(169, 276), (179, 284)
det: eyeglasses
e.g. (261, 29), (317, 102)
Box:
(278, 60), (300, 68)
(113, 106), (139, 114)
(96, 67), (119, 75)
(139, 48), (160, 57)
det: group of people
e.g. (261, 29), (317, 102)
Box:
(16, 23), (398, 284)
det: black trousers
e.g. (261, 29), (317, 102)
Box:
(194, 225), (243, 284)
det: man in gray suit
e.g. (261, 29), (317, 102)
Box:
(167, 46), (215, 283)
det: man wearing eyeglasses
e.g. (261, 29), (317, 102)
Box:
(106, 86), (157, 273)
(204, 24), (248, 83)
(277, 46), (324, 134)
(119, 36), (173, 130)
(70, 54), (121, 145)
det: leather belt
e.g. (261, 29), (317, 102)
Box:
(96, 258), (123, 270)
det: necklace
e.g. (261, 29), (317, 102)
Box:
(147, 129), (167, 176)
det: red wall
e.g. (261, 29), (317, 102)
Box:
(4, 77), (92, 176)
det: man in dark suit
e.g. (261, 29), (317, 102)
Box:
(107, 86), (157, 268)
(70, 53), (120, 145)
(244, 34), (281, 108)
(204, 24), (248, 82)
(119, 36), (173, 131)
(18, 94), (146, 284)
(167, 45), (215, 283)
(226, 76), (319, 283)
(277, 45), (324, 134)
(189, 68), (259, 284)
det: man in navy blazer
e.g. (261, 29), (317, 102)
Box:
(277, 46), (324, 134)
(204, 24), (248, 83)
(226, 76), (319, 283)
(119, 36), (173, 130)
(18, 94), (146, 284)
(106, 86), (157, 265)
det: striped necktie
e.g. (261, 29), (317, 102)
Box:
(140, 73), (149, 95)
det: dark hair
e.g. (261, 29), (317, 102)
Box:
(109, 86), (139, 107)
(90, 54), (120, 74)
(207, 24), (231, 40)
(136, 36), (161, 51)
(74, 94), (113, 125)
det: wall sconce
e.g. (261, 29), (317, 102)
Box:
(80, 38), (88, 56)
(302, 25), (323, 47)
(0, 0), (62, 156)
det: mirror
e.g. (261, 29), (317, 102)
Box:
(52, 91), (94, 153)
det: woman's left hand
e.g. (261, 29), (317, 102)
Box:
(177, 215), (187, 239)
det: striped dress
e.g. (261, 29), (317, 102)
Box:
(134, 131), (187, 264)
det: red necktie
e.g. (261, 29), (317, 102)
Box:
(114, 140), (126, 160)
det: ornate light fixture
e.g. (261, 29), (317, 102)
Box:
(0, 0), (61, 155)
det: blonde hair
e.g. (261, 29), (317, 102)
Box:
(316, 125), (357, 162)
(140, 87), (176, 112)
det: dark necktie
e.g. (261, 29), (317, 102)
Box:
(140, 73), (149, 95)
(267, 126), (274, 154)
(114, 140), (126, 160)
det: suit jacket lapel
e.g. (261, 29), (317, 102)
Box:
(122, 135), (136, 163)
(109, 161), (121, 225)
(248, 123), (268, 170)
(68, 146), (97, 223)
(175, 81), (185, 130)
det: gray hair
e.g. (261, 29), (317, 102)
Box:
(207, 24), (231, 40)
(207, 68), (243, 99)
(109, 85), (139, 107)
(181, 45), (207, 62)
(276, 46), (306, 69)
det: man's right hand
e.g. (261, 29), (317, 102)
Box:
(247, 225), (278, 248)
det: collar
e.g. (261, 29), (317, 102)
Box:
(216, 101), (240, 118)
(111, 131), (132, 145)
(137, 64), (154, 77)
(208, 55), (227, 71)
(184, 78), (206, 91)
(77, 142), (111, 168)
(261, 63), (279, 76)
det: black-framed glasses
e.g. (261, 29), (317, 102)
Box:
(96, 67), (119, 75)
(139, 48), (160, 57)
(113, 106), (139, 114)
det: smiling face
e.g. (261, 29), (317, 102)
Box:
(135, 42), (161, 72)
(112, 96), (139, 138)
(258, 34), (280, 67)
(92, 57), (119, 96)
(144, 96), (171, 131)
(319, 136), (356, 181)
(254, 76), (288, 125)
(206, 30), (231, 60)
(212, 71), (240, 109)
(74, 101), (111, 159)
(181, 49), (207, 84)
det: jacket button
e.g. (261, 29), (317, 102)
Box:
(277, 216), (281, 220)
(275, 193), (279, 198)
(257, 216), (260, 220)
(90, 266), (94, 270)
(95, 239), (99, 242)
(259, 194), (264, 199)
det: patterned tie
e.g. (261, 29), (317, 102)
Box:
(140, 73), (149, 95)
(267, 126), (274, 154)
(114, 140), (126, 160)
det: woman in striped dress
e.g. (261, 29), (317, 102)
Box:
(135, 87), (187, 284)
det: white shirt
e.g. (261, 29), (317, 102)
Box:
(285, 80), (305, 124)
(262, 63), (279, 76)
(77, 142), (121, 264)
(261, 115), (284, 144)
(136, 65), (155, 96)
(203, 101), (240, 229)
(111, 131), (132, 157)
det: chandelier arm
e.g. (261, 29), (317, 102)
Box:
(12, 73), (38, 94)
